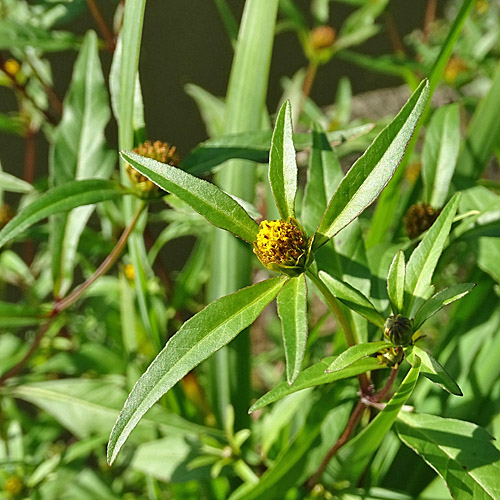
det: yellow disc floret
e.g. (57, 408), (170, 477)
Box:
(253, 219), (308, 275)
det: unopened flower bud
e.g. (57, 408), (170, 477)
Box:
(310, 26), (336, 51)
(443, 56), (468, 84)
(384, 314), (413, 346)
(404, 203), (440, 240)
(3, 59), (20, 77)
(253, 218), (309, 276)
(0, 203), (14, 229)
(5, 475), (23, 495)
(126, 140), (179, 199)
(377, 346), (404, 367)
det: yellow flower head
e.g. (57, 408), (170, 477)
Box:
(4, 59), (20, 77)
(5, 476), (23, 495)
(253, 219), (309, 275)
(126, 140), (179, 198)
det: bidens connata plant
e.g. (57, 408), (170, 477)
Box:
(107, 80), (437, 467)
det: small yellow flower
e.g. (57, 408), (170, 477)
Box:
(476, 0), (489, 14)
(126, 140), (179, 198)
(124, 264), (135, 281)
(5, 476), (23, 496)
(3, 59), (20, 77)
(253, 218), (309, 275)
(443, 56), (468, 84)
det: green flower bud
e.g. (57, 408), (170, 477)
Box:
(384, 314), (413, 346)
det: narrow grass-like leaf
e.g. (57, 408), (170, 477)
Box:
(332, 358), (421, 483)
(455, 61), (500, 186)
(180, 125), (373, 175)
(404, 193), (460, 317)
(301, 123), (343, 235)
(422, 103), (460, 208)
(0, 180), (127, 249)
(9, 378), (219, 440)
(107, 277), (285, 465)
(209, 0), (279, 430)
(326, 341), (392, 373)
(250, 357), (384, 411)
(0, 301), (48, 327)
(0, 171), (33, 194)
(269, 100), (297, 219)
(109, 34), (145, 135)
(277, 274), (308, 384)
(396, 412), (500, 499)
(407, 345), (462, 396)
(50, 30), (115, 295)
(319, 271), (385, 328)
(387, 250), (406, 315)
(121, 151), (258, 243)
(413, 283), (476, 330)
(313, 80), (429, 249)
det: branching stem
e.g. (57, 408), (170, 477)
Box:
(0, 202), (145, 386)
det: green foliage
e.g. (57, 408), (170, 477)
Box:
(2, 0), (500, 498)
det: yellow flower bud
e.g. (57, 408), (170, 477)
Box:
(253, 218), (309, 276)
(126, 140), (179, 199)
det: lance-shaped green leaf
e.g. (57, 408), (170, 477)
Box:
(0, 180), (128, 249)
(50, 30), (116, 296)
(332, 357), (421, 483)
(107, 277), (285, 465)
(0, 20), (80, 51)
(413, 283), (476, 330)
(422, 103), (460, 208)
(396, 412), (500, 500)
(326, 341), (392, 373)
(387, 250), (406, 315)
(250, 356), (384, 411)
(404, 193), (460, 317)
(269, 100), (297, 219)
(121, 151), (259, 243)
(180, 124), (373, 175)
(406, 345), (462, 396)
(313, 80), (429, 249)
(319, 271), (385, 328)
(0, 171), (33, 194)
(277, 274), (308, 384)
(301, 123), (343, 235)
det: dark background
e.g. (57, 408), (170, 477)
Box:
(0, 0), (434, 179)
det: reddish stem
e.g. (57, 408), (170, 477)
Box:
(86, 0), (116, 51)
(307, 399), (365, 488)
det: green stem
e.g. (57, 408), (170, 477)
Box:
(208, 0), (279, 430)
(306, 269), (370, 394)
(306, 269), (356, 346)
